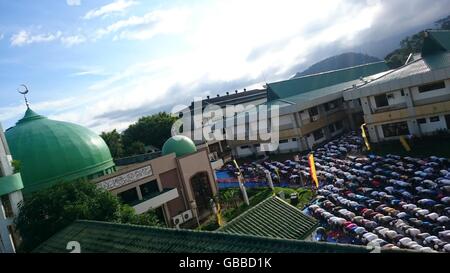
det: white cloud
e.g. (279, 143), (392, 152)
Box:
(61, 35), (86, 47)
(10, 30), (62, 46)
(0, 97), (76, 125)
(95, 8), (189, 41)
(10, 30), (86, 47)
(0, 33), (4, 40)
(70, 66), (108, 77)
(83, 0), (138, 20)
(5, 0), (450, 133)
(66, 0), (81, 6)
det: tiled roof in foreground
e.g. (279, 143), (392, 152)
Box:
(33, 220), (390, 253)
(220, 196), (318, 240)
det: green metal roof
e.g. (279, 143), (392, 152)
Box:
(267, 62), (389, 101)
(5, 108), (115, 194)
(162, 135), (197, 157)
(220, 196), (318, 240)
(356, 51), (450, 90)
(422, 30), (450, 56)
(33, 220), (386, 253)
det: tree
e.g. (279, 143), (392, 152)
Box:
(15, 180), (162, 252)
(385, 31), (426, 68)
(384, 14), (450, 69)
(125, 141), (146, 156)
(435, 15), (450, 30)
(100, 129), (124, 159)
(11, 160), (21, 174)
(122, 112), (177, 152)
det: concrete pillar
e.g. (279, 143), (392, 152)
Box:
(348, 112), (356, 131)
(360, 97), (372, 116)
(9, 191), (23, 217)
(404, 88), (421, 137)
(368, 124), (379, 143)
(0, 204), (15, 253)
(407, 120), (420, 137)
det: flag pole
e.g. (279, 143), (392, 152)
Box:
(233, 159), (250, 206)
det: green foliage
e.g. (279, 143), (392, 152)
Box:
(100, 129), (124, 159)
(11, 160), (21, 174)
(197, 215), (220, 231)
(222, 188), (272, 222)
(125, 141), (146, 156)
(15, 180), (162, 252)
(99, 112), (177, 157)
(385, 31), (426, 69)
(122, 112), (177, 152)
(119, 205), (163, 227)
(436, 15), (450, 30)
(198, 187), (315, 231)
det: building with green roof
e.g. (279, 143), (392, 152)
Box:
(343, 30), (450, 143)
(5, 108), (116, 194)
(267, 61), (389, 101)
(34, 220), (397, 253)
(220, 196), (318, 240)
(226, 62), (390, 158)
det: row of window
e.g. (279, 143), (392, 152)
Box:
(418, 81), (446, 93)
(240, 137), (299, 150)
(324, 98), (343, 112)
(118, 180), (160, 206)
(374, 81), (447, 108)
(382, 121), (410, 138)
(329, 120), (344, 134)
(417, 116), (440, 124)
(240, 120), (346, 149)
(1, 195), (14, 218)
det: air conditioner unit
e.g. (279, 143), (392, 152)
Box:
(312, 116), (319, 122)
(172, 214), (184, 226)
(182, 210), (193, 222)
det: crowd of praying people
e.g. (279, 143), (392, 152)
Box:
(220, 131), (450, 252)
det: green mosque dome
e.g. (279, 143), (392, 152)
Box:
(5, 108), (115, 194)
(161, 135), (197, 157)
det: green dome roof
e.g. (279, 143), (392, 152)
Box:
(5, 108), (115, 194)
(161, 135), (197, 157)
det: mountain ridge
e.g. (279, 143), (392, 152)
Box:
(292, 52), (381, 78)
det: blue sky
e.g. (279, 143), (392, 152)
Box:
(1, 0), (450, 133)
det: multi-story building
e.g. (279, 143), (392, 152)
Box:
(0, 123), (24, 253)
(343, 30), (450, 142)
(93, 135), (218, 228)
(181, 88), (267, 163)
(227, 62), (390, 158)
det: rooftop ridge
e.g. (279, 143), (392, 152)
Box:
(35, 219), (392, 253)
(273, 61), (386, 85)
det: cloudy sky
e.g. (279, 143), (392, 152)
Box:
(1, 0), (449, 132)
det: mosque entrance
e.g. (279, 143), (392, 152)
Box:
(190, 172), (213, 216)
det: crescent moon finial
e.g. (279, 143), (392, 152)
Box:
(17, 84), (30, 108)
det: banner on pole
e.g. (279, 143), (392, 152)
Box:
(399, 135), (411, 152)
(308, 153), (319, 188)
(360, 123), (371, 151)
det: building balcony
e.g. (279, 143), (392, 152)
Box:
(132, 188), (179, 214)
(0, 173), (24, 197)
(368, 100), (450, 125)
(373, 103), (407, 114)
